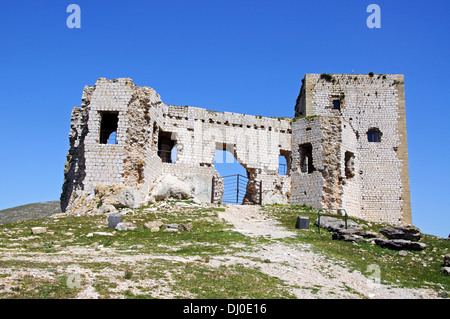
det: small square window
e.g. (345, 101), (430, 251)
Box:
(367, 128), (382, 143)
(332, 100), (341, 111)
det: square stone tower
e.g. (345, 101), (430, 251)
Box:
(292, 74), (411, 224)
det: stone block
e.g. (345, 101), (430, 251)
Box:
(31, 227), (47, 235)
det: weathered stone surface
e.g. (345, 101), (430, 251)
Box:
(295, 216), (309, 229)
(115, 222), (137, 231)
(314, 216), (363, 233)
(117, 188), (143, 209)
(87, 232), (114, 237)
(361, 231), (381, 239)
(97, 204), (117, 214)
(31, 227), (47, 235)
(379, 225), (422, 241)
(441, 267), (450, 276)
(443, 254), (450, 267)
(144, 221), (164, 229)
(151, 175), (194, 200)
(61, 74), (412, 227)
(179, 223), (193, 232)
(332, 230), (366, 243)
(374, 238), (427, 251)
(108, 213), (122, 229)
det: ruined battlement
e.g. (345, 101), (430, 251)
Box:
(61, 74), (411, 225)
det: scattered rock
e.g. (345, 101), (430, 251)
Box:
(31, 227), (47, 235)
(375, 238), (427, 251)
(87, 232), (114, 237)
(379, 225), (422, 242)
(441, 267), (450, 276)
(361, 231), (381, 239)
(97, 204), (117, 214)
(175, 202), (197, 208)
(332, 233), (365, 243)
(116, 188), (143, 209)
(314, 216), (364, 233)
(443, 254), (450, 267)
(163, 223), (179, 232)
(144, 221), (164, 229)
(398, 250), (408, 256)
(179, 223), (193, 232)
(94, 185), (143, 209)
(115, 222), (137, 231)
(332, 229), (366, 242)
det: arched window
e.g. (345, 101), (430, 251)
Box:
(367, 128), (382, 143)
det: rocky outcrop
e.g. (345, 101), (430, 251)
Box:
(95, 185), (143, 209)
(314, 216), (364, 233)
(374, 238), (427, 251)
(379, 225), (422, 241)
(375, 225), (427, 251)
(331, 229), (366, 243)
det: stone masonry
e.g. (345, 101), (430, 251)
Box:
(61, 74), (412, 225)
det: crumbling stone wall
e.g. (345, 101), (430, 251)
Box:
(62, 78), (293, 211)
(294, 74), (411, 224)
(61, 74), (411, 226)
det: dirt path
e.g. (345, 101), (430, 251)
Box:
(217, 205), (439, 299)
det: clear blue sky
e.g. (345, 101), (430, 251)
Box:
(0, 1), (448, 237)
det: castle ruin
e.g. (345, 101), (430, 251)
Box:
(61, 73), (412, 224)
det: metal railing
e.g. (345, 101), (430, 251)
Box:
(212, 175), (262, 205)
(221, 174), (248, 205)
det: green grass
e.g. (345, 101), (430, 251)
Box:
(0, 202), (290, 298)
(264, 204), (450, 293)
(0, 201), (448, 298)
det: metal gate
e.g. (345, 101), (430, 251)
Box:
(222, 174), (248, 204)
(211, 174), (262, 205)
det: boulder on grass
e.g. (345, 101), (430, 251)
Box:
(144, 221), (164, 230)
(441, 267), (450, 276)
(31, 227), (47, 235)
(444, 254), (450, 267)
(375, 238), (427, 251)
(332, 228), (366, 242)
(314, 216), (364, 233)
(115, 222), (137, 231)
(379, 225), (422, 241)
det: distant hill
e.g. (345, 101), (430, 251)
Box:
(0, 201), (61, 225)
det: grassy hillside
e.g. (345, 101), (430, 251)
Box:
(0, 201), (448, 298)
(265, 204), (450, 296)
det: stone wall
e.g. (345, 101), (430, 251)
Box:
(61, 74), (411, 226)
(294, 74), (411, 224)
